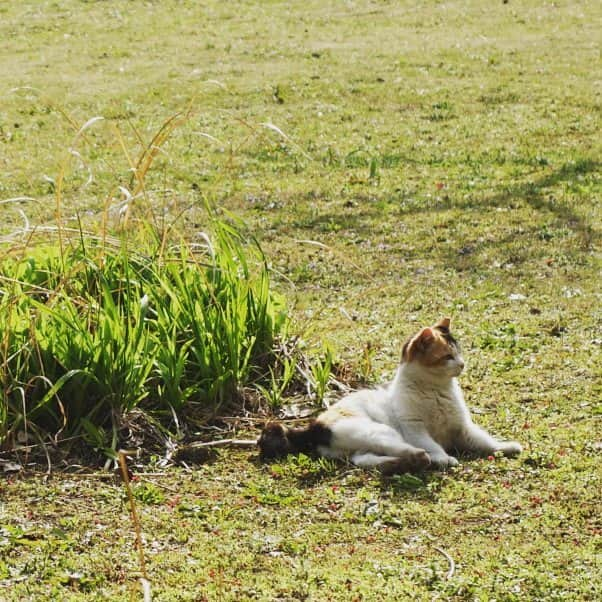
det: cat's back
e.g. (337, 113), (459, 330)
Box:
(318, 386), (390, 427)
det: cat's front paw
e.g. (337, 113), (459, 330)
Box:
(379, 449), (431, 475)
(413, 449), (432, 470)
(497, 441), (522, 457)
(430, 454), (459, 469)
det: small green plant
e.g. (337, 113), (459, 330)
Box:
(309, 343), (334, 403)
(255, 354), (297, 408)
(368, 156), (379, 181)
(387, 473), (425, 492)
(80, 419), (116, 460)
(271, 453), (338, 481)
(132, 482), (165, 505)
(244, 482), (303, 507)
(357, 341), (375, 383)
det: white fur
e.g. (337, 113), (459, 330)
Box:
(316, 355), (522, 471)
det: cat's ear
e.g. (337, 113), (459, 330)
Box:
(435, 317), (451, 332)
(418, 327), (435, 344)
(403, 327), (434, 361)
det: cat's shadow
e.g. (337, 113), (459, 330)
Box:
(254, 453), (449, 500)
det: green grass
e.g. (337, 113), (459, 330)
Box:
(1, 0), (601, 600)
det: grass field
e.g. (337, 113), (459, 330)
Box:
(1, 0), (601, 600)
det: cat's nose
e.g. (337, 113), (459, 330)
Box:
(457, 360), (465, 371)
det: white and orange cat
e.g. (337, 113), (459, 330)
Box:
(259, 318), (522, 474)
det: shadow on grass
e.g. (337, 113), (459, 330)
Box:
(378, 471), (437, 500)
(261, 452), (443, 501)
(483, 158), (598, 245)
(301, 157), (598, 229)
(284, 158), (598, 273)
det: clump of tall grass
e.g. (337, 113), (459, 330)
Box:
(0, 103), (336, 460)
(0, 216), (289, 457)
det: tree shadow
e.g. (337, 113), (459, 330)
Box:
(481, 158), (598, 245)
(285, 157), (599, 275)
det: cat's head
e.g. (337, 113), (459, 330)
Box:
(401, 317), (465, 377)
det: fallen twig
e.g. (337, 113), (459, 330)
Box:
(433, 546), (455, 580)
(61, 471), (169, 479)
(173, 438), (258, 465)
(181, 438), (257, 449)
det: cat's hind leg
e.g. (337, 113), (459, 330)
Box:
(329, 417), (420, 456)
(351, 451), (431, 475)
(328, 417), (430, 472)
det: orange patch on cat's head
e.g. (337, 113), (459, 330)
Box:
(401, 318), (460, 367)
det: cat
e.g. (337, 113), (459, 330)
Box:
(259, 318), (522, 474)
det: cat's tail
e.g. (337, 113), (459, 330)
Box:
(258, 420), (332, 460)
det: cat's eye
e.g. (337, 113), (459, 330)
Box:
(443, 354), (454, 360)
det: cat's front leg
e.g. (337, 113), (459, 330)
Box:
(458, 422), (522, 458)
(426, 448), (459, 469)
(405, 431), (458, 469)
